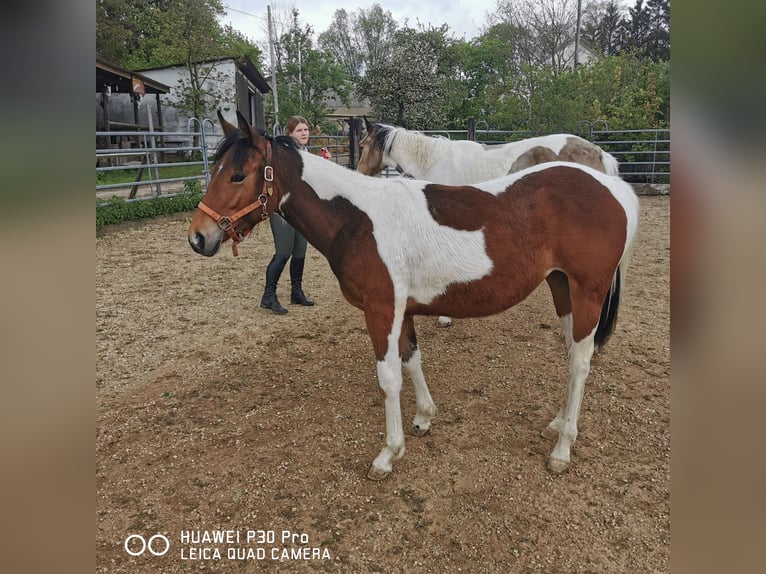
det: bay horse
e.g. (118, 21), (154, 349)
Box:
(357, 118), (622, 327)
(188, 111), (639, 480)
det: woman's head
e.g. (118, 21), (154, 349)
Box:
(285, 116), (310, 146)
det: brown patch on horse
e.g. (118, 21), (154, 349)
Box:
(510, 146), (559, 172)
(398, 316), (418, 363)
(545, 270), (572, 317)
(288, 194), (397, 362)
(417, 166), (627, 334)
(558, 137), (608, 172)
(510, 137), (607, 174)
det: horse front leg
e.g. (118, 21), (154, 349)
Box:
(400, 315), (436, 436)
(365, 305), (407, 481)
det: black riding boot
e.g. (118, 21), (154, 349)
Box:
(260, 255), (289, 314)
(289, 257), (315, 306)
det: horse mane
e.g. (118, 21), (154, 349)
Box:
(214, 130), (299, 169)
(377, 124), (458, 173)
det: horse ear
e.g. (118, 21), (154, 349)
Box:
(218, 110), (238, 138)
(364, 116), (375, 132)
(235, 110), (256, 146)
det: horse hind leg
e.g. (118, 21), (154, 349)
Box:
(547, 288), (602, 474)
(400, 315), (436, 436)
(547, 327), (596, 473)
(542, 271), (572, 441)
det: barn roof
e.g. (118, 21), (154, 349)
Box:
(135, 55), (271, 95)
(96, 57), (170, 95)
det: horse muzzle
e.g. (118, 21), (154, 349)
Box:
(187, 209), (227, 256)
(188, 229), (223, 257)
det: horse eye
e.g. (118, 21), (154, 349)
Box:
(231, 172), (246, 183)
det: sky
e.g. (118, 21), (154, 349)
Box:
(221, 1), (501, 47)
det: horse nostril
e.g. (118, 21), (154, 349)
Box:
(190, 232), (205, 252)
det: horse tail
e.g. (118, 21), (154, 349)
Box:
(594, 266), (622, 351)
(594, 239), (635, 352)
(600, 150), (620, 176)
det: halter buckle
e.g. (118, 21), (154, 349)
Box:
(264, 165), (274, 182)
(216, 216), (233, 231)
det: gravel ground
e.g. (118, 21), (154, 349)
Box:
(97, 195), (669, 573)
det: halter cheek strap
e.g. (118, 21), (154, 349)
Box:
(197, 141), (274, 256)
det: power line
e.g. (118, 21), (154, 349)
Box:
(224, 4), (267, 23)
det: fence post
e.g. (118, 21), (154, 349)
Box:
(200, 117), (216, 189)
(348, 117), (363, 169)
(467, 117), (476, 142)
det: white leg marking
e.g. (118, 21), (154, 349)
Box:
(369, 303), (407, 480)
(403, 348), (436, 436)
(543, 407), (565, 440)
(370, 351), (405, 478)
(542, 314), (574, 439)
(559, 313), (573, 349)
(437, 316), (453, 327)
(548, 328), (596, 474)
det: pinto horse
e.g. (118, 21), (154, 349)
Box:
(188, 111), (639, 479)
(357, 118), (620, 182)
(357, 119), (622, 327)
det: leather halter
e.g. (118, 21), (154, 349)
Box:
(197, 140), (274, 256)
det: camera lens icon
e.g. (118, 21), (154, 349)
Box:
(124, 534), (170, 556)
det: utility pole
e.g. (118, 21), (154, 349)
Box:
(267, 5), (280, 128)
(298, 38), (302, 104)
(574, 0), (582, 69)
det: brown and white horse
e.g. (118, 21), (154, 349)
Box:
(357, 118), (620, 182)
(188, 112), (639, 479)
(357, 119), (621, 327)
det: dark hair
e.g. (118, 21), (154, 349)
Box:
(285, 116), (310, 136)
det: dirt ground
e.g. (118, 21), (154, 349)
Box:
(96, 195), (669, 573)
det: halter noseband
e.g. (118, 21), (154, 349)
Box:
(197, 140), (274, 256)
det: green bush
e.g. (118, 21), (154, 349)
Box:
(96, 192), (203, 230)
(183, 179), (202, 193)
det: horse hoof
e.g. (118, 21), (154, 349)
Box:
(411, 424), (430, 437)
(541, 427), (558, 440)
(547, 457), (570, 474)
(367, 465), (391, 481)
(436, 316), (452, 327)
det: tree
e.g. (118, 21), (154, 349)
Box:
(219, 24), (262, 63)
(494, 0), (581, 73)
(582, 1), (626, 56)
(96, 0), (167, 68)
(151, 0), (230, 122)
(621, 0), (669, 61)
(270, 10), (353, 129)
(317, 9), (363, 79)
(318, 4), (398, 79)
(358, 25), (457, 128)
(644, 0), (670, 61)
(447, 23), (523, 127)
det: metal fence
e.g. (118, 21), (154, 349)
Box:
(96, 121), (352, 204)
(96, 122), (670, 204)
(96, 120), (220, 203)
(590, 129), (670, 184)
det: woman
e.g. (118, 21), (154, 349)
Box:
(260, 116), (329, 314)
